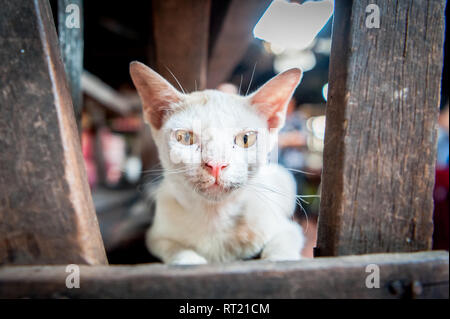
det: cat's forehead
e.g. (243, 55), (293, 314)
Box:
(165, 90), (265, 130)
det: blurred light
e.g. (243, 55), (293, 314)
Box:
(270, 43), (286, 55)
(305, 153), (323, 170)
(315, 38), (332, 55)
(125, 156), (142, 184)
(306, 115), (326, 153)
(322, 83), (328, 101)
(306, 135), (324, 153)
(274, 49), (316, 73)
(253, 0), (334, 51)
(262, 41), (272, 53)
(311, 115), (326, 140)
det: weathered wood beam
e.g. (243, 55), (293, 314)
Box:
(0, 251), (447, 298)
(82, 71), (141, 115)
(152, 0), (211, 92)
(207, 0), (271, 89)
(316, 0), (446, 256)
(0, 0), (107, 265)
(58, 0), (83, 133)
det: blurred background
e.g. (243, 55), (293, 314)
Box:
(48, 0), (449, 263)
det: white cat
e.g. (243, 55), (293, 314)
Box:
(130, 62), (305, 264)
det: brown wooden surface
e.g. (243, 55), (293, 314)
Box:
(207, 0), (271, 89)
(0, 251), (447, 298)
(0, 0), (107, 265)
(58, 0), (83, 133)
(316, 0), (446, 256)
(152, 0), (211, 92)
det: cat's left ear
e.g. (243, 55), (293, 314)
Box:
(248, 68), (302, 130)
(130, 61), (182, 129)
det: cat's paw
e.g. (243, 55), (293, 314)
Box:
(170, 250), (208, 265)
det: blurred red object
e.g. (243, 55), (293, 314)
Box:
(110, 116), (141, 133)
(433, 166), (449, 251)
(100, 128), (126, 186)
(82, 131), (97, 188)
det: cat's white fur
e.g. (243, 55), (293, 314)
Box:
(130, 62), (305, 264)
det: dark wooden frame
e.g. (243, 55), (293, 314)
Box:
(0, 251), (447, 298)
(316, 0), (446, 257)
(0, 0), (107, 266)
(0, 0), (448, 299)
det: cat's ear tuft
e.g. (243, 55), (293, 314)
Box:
(130, 61), (182, 129)
(249, 68), (302, 130)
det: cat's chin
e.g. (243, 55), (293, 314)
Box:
(195, 183), (237, 201)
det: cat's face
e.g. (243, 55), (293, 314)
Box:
(157, 91), (269, 200)
(130, 62), (302, 201)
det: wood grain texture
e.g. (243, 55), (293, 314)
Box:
(0, 0), (107, 265)
(152, 0), (211, 92)
(0, 251), (447, 298)
(316, 0), (446, 256)
(207, 0), (271, 88)
(58, 0), (83, 133)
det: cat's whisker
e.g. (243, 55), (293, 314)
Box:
(298, 199), (310, 233)
(124, 165), (192, 195)
(139, 162), (166, 173)
(285, 168), (318, 176)
(296, 196), (310, 205)
(249, 181), (320, 201)
(246, 185), (287, 221)
(245, 62), (257, 96)
(164, 65), (186, 94)
(238, 74), (243, 96)
(248, 184), (308, 234)
(142, 167), (192, 175)
(140, 169), (166, 174)
(141, 168), (190, 185)
(247, 181), (314, 233)
(247, 184), (292, 217)
(297, 195), (320, 198)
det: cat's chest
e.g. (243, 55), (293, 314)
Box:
(181, 211), (266, 262)
(161, 193), (268, 262)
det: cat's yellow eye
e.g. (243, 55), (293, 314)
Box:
(174, 130), (196, 145)
(235, 131), (257, 148)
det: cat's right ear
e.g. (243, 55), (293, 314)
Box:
(130, 61), (182, 129)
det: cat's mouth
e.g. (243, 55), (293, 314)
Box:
(195, 179), (242, 199)
(203, 181), (229, 193)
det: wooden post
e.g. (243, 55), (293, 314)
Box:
(316, 0), (446, 256)
(152, 0), (211, 92)
(0, 251), (447, 298)
(207, 0), (271, 89)
(0, 0), (107, 265)
(58, 0), (83, 133)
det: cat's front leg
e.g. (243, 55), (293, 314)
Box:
(170, 249), (208, 265)
(261, 222), (304, 261)
(147, 236), (208, 265)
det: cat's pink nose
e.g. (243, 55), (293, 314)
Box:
(204, 162), (229, 179)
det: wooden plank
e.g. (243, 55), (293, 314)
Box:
(0, 251), (447, 298)
(152, 0), (211, 92)
(208, 0), (232, 58)
(58, 0), (83, 133)
(0, 0), (107, 265)
(316, 0), (446, 256)
(81, 71), (141, 115)
(207, 0), (271, 89)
